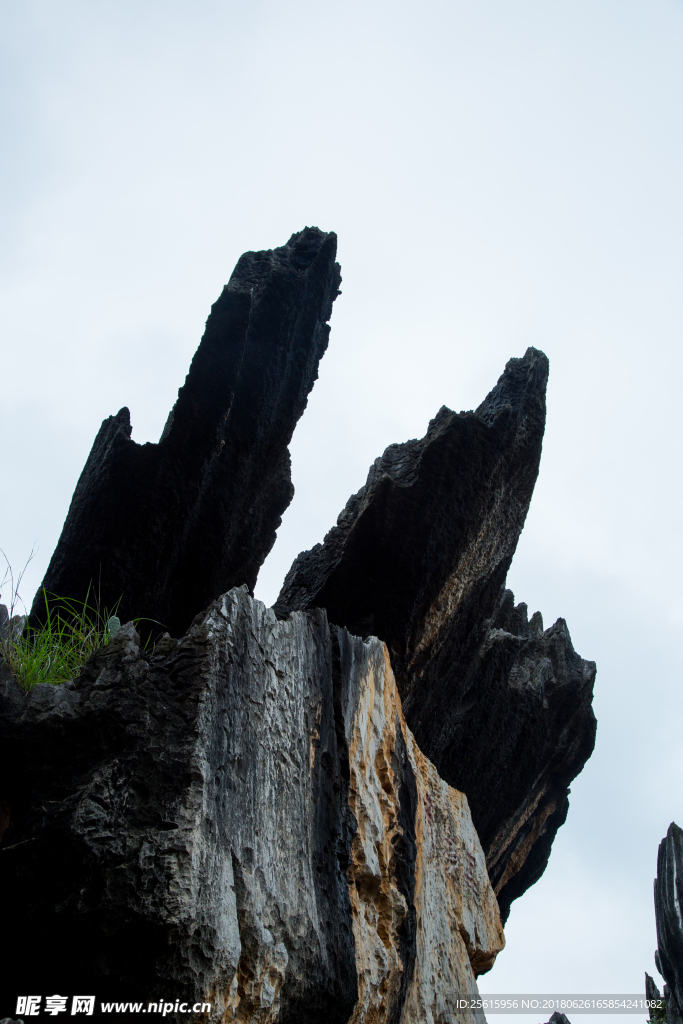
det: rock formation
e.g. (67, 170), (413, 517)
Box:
(653, 823), (683, 1024)
(274, 349), (597, 920)
(645, 972), (668, 1023)
(0, 603), (24, 641)
(0, 588), (503, 1022)
(1, 228), (598, 1019)
(31, 227), (340, 638)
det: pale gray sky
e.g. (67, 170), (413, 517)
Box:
(2, 0), (682, 1015)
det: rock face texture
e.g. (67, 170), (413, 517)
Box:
(445, 588), (596, 922)
(31, 227), (341, 638)
(654, 823), (683, 1024)
(0, 603), (24, 640)
(645, 972), (667, 1023)
(0, 589), (503, 1023)
(274, 348), (597, 920)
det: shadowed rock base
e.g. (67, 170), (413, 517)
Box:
(0, 588), (503, 1023)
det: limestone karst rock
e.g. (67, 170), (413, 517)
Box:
(654, 823), (683, 1024)
(2, 228), (598, 1019)
(274, 348), (597, 920)
(0, 589), (504, 1023)
(31, 227), (341, 638)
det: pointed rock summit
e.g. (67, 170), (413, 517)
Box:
(275, 348), (597, 919)
(32, 227), (341, 638)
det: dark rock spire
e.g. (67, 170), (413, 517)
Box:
(654, 823), (683, 1023)
(274, 347), (597, 919)
(31, 227), (341, 638)
(274, 348), (549, 677)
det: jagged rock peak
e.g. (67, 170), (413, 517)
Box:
(274, 345), (548, 664)
(31, 227), (340, 639)
(274, 346), (597, 920)
(461, 586), (596, 922)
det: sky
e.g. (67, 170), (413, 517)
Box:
(1, 0), (682, 1017)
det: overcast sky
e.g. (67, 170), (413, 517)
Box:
(2, 0), (682, 1016)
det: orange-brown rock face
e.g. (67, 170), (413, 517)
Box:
(343, 642), (504, 1024)
(1, 588), (503, 1023)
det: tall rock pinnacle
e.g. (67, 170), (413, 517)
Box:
(31, 227), (341, 637)
(275, 348), (597, 919)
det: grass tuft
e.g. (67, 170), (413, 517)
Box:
(3, 589), (123, 691)
(0, 549), (143, 692)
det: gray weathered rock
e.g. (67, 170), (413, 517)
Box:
(31, 227), (340, 639)
(274, 349), (596, 920)
(428, 586), (596, 923)
(646, 972), (662, 1002)
(654, 823), (683, 1024)
(645, 971), (665, 1021)
(0, 588), (503, 1023)
(0, 604), (26, 641)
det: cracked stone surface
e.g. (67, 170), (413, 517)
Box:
(1, 589), (503, 1023)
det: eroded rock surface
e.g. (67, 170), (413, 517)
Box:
(275, 348), (596, 919)
(419, 586), (596, 923)
(31, 227), (340, 638)
(0, 588), (503, 1023)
